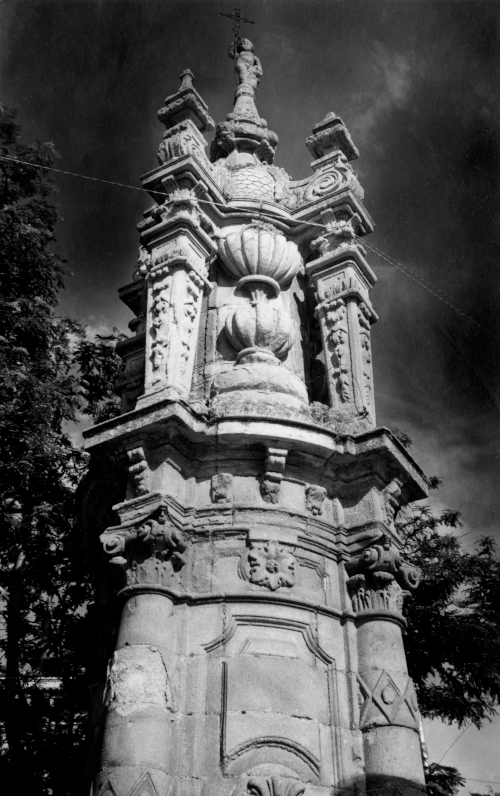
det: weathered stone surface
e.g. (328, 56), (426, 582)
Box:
(105, 645), (169, 717)
(82, 35), (428, 796)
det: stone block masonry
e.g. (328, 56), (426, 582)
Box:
(80, 38), (428, 796)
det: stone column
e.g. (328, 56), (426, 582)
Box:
(94, 493), (187, 796)
(345, 536), (425, 794)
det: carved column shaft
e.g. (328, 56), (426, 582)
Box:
(96, 594), (174, 796)
(346, 539), (425, 794)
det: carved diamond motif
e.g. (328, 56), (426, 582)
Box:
(129, 772), (159, 796)
(358, 670), (418, 729)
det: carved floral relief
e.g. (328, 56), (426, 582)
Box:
(150, 270), (174, 385)
(358, 303), (373, 413)
(324, 298), (351, 404)
(239, 540), (297, 591)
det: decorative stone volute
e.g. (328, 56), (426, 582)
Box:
(346, 535), (420, 620)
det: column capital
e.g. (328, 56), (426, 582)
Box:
(345, 535), (420, 623)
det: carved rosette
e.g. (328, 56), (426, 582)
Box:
(345, 535), (420, 620)
(239, 540), (297, 591)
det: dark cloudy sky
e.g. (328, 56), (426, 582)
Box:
(1, 0), (500, 784)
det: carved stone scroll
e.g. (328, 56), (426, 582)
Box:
(261, 447), (288, 504)
(126, 446), (150, 497)
(100, 503), (187, 586)
(345, 535), (420, 618)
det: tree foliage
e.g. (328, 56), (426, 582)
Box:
(0, 104), (122, 796)
(425, 763), (466, 796)
(397, 502), (500, 727)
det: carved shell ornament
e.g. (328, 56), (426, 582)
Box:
(217, 222), (303, 286)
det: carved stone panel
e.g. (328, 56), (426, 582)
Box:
(222, 655), (326, 782)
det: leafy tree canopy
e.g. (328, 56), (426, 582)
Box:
(0, 104), (122, 796)
(398, 500), (500, 728)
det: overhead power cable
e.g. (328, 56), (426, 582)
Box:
(0, 153), (489, 336)
(438, 723), (471, 763)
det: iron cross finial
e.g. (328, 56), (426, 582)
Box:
(219, 7), (255, 48)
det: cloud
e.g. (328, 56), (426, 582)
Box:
(350, 43), (413, 147)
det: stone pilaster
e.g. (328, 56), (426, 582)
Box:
(306, 215), (378, 424)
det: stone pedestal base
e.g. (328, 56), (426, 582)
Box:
(211, 362), (308, 415)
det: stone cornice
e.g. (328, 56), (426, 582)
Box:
(83, 399), (427, 502)
(115, 582), (356, 624)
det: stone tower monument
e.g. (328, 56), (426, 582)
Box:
(81, 34), (428, 796)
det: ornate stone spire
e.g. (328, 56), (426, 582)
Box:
(210, 38), (278, 164)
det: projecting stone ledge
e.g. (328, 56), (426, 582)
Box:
(82, 397), (427, 505)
